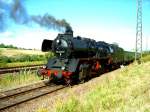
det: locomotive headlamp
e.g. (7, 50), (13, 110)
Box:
(61, 66), (65, 70)
(42, 65), (47, 69)
(56, 39), (60, 44)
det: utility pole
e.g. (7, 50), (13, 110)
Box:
(135, 0), (143, 63)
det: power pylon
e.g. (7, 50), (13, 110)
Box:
(135, 0), (143, 62)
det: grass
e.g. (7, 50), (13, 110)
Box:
(53, 62), (150, 112)
(0, 70), (41, 91)
(142, 52), (150, 62)
(0, 48), (54, 68)
(0, 48), (45, 57)
(0, 48), (54, 91)
(142, 54), (150, 62)
(0, 61), (46, 68)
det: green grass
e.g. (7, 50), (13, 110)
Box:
(0, 48), (45, 56)
(0, 70), (41, 91)
(0, 49), (54, 91)
(0, 54), (46, 63)
(142, 51), (150, 62)
(54, 62), (150, 112)
(142, 54), (150, 62)
(0, 61), (46, 68)
(0, 48), (54, 68)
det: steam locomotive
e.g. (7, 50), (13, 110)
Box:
(38, 29), (134, 84)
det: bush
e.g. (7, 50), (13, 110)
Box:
(142, 55), (150, 62)
(0, 54), (50, 63)
(142, 51), (150, 57)
(45, 52), (55, 60)
(0, 56), (12, 63)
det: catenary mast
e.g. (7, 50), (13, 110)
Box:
(135, 0), (143, 63)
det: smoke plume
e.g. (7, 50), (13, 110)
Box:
(31, 14), (72, 31)
(10, 0), (28, 24)
(0, 0), (72, 32)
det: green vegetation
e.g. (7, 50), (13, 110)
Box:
(143, 51), (150, 57)
(0, 70), (41, 91)
(54, 62), (150, 112)
(0, 54), (46, 63)
(0, 43), (18, 49)
(0, 61), (45, 68)
(0, 49), (54, 91)
(142, 55), (150, 62)
(142, 51), (150, 62)
(1, 54), (46, 63)
(0, 48), (45, 56)
(0, 48), (54, 68)
(0, 54), (46, 68)
(0, 45), (55, 91)
(36, 108), (49, 112)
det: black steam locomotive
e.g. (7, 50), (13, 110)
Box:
(38, 29), (134, 84)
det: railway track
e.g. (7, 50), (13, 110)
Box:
(0, 65), (43, 75)
(0, 80), (66, 110)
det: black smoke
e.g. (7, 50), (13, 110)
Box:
(0, 0), (72, 32)
(0, 0), (28, 30)
(31, 14), (72, 31)
(10, 0), (29, 24)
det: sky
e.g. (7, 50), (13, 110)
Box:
(0, 0), (150, 51)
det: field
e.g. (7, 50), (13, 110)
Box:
(0, 48), (51, 91)
(0, 48), (45, 57)
(0, 48), (53, 68)
(0, 61), (45, 68)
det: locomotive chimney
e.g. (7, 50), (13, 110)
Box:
(65, 27), (73, 37)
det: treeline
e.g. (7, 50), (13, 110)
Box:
(0, 43), (18, 49)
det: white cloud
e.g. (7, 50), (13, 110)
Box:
(0, 29), (58, 49)
(0, 31), (14, 37)
(74, 26), (137, 51)
(0, 27), (149, 51)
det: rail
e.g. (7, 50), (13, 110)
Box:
(0, 80), (66, 110)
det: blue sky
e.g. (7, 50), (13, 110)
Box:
(0, 0), (150, 51)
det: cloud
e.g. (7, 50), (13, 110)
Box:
(0, 25), (149, 51)
(73, 26), (137, 51)
(0, 31), (14, 37)
(0, 29), (58, 49)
